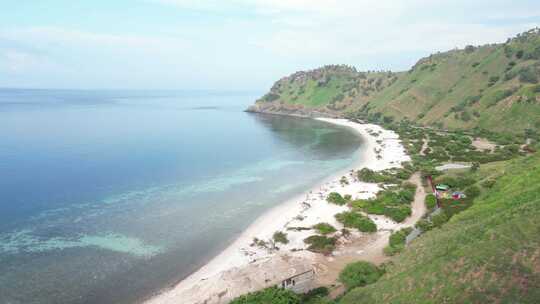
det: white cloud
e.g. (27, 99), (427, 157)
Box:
(1, 1), (538, 88)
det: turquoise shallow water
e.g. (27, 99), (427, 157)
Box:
(0, 89), (362, 303)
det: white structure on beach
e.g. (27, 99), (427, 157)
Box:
(280, 268), (315, 294)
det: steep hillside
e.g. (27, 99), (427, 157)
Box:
(340, 153), (540, 303)
(250, 29), (540, 135)
(356, 28), (540, 135)
(247, 65), (398, 117)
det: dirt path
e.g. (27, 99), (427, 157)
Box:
(399, 172), (426, 227)
(420, 136), (429, 156)
(312, 172), (426, 295)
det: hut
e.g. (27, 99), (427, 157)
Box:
(280, 269), (315, 294)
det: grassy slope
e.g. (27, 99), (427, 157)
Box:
(355, 29), (540, 134)
(340, 153), (540, 304)
(253, 29), (540, 134)
(254, 65), (397, 112)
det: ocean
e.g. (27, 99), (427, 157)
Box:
(0, 89), (363, 303)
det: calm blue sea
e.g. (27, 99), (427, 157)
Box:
(0, 89), (362, 304)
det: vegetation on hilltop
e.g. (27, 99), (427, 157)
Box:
(251, 28), (540, 137)
(247, 65), (398, 117)
(349, 28), (540, 135)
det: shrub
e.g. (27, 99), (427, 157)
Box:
(488, 75), (500, 84)
(416, 219), (434, 232)
(465, 185), (481, 199)
(301, 287), (329, 303)
(384, 227), (413, 256)
(273, 231), (289, 244)
(304, 235), (337, 255)
(357, 168), (381, 183)
(460, 111), (471, 122)
(425, 194), (437, 209)
(335, 212), (377, 232)
(384, 205), (412, 222)
(383, 244), (404, 256)
(312, 223), (337, 235)
(431, 211), (449, 228)
(481, 179), (496, 189)
(327, 192), (347, 205)
(262, 93), (280, 102)
(339, 261), (384, 290)
(230, 286), (300, 304)
(519, 67), (538, 83)
(389, 227), (413, 248)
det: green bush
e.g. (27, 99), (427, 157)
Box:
(230, 286), (300, 304)
(389, 227), (413, 248)
(335, 212), (377, 232)
(518, 67), (538, 83)
(384, 205), (412, 222)
(326, 192), (347, 205)
(383, 244), (404, 256)
(384, 227), (413, 256)
(465, 185), (481, 199)
(415, 218), (434, 232)
(273, 231), (289, 244)
(262, 93), (280, 102)
(312, 223), (337, 235)
(304, 235), (337, 255)
(481, 179), (496, 189)
(301, 287), (330, 304)
(425, 194), (437, 209)
(339, 261), (384, 290)
(431, 211), (449, 228)
(357, 168), (382, 183)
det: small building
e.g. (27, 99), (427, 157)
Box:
(435, 184), (450, 191)
(280, 269), (315, 294)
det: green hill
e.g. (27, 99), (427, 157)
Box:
(355, 28), (540, 135)
(340, 153), (540, 303)
(247, 65), (398, 117)
(250, 28), (540, 135)
(237, 28), (540, 304)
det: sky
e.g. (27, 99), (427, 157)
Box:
(0, 0), (539, 90)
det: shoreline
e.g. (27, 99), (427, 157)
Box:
(145, 118), (411, 304)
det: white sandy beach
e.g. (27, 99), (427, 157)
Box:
(145, 118), (413, 304)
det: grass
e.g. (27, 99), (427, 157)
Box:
(326, 192), (348, 206)
(339, 261), (384, 290)
(351, 183), (415, 223)
(304, 235), (337, 255)
(383, 227), (413, 256)
(335, 211), (377, 232)
(312, 223), (337, 235)
(339, 152), (540, 303)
